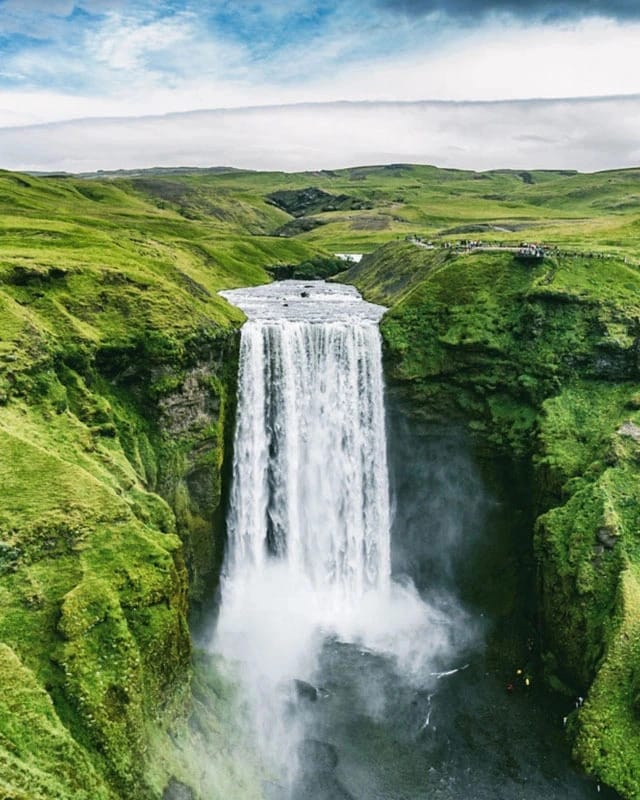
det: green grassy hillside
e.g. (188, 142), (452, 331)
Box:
(103, 163), (640, 256)
(0, 171), (310, 799)
(343, 239), (640, 798)
(1, 162), (640, 798)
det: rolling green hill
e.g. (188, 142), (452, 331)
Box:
(99, 163), (640, 256)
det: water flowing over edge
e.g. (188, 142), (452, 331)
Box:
(213, 281), (468, 793)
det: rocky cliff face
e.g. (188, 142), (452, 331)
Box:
(345, 241), (640, 798)
(95, 327), (240, 618)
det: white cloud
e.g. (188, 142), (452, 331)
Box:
(87, 11), (197, 71)
(307, 17), (640, 102)
(0, 96), (638, 173)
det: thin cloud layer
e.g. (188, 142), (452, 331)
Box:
(1, 1), (639, 124)
(1, 97), (639, 174)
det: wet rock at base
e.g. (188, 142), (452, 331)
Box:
(297, 740), (355, 800)
(294, 678), (319, 702)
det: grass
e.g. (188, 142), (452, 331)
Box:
(573, 567), (640, 800)
(0, 170), (286, 798)
(112, 164), (640, 256)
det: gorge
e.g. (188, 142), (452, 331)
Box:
(211, 280), (615, 799)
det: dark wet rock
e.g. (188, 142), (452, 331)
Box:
(592, 347), (634, 380)
(299, 739), (339, 770)
(296, 740), (355, 800)
(294, 678), (319, 702)
(274, 217), (327, 237)
(597, 526), (618, 549)
(266, 187), (366, 218)
(267, 187), (336, 216)
(157, 366), (220, 437)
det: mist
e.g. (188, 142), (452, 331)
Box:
(209, 331), (613, 799)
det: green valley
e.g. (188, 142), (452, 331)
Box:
(1, 163), (640, 799)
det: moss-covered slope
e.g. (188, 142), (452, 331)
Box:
(344, 240), (640, 797)
(0, 172), (284, 798)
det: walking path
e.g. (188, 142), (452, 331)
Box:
(408, 237), (626, 262)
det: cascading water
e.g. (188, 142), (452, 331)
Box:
(225, 283), (390, 603)
(214, 280), (460, 796)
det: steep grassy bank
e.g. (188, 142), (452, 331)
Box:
(344, 241), (640, 797)
(0, 171), (305, 798)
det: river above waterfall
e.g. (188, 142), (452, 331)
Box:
(220, 279), (387, 323)
(214, 281), (618, 800)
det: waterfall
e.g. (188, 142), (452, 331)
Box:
(211, 281), (585, 800)
(221, 281), (390, 606)
(214, 281), (458, 794)
(228, 318), (390, 599)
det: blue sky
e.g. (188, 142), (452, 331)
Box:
(0, 0), (639, 169)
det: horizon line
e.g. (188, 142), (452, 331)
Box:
(10, 162), (640, 180)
